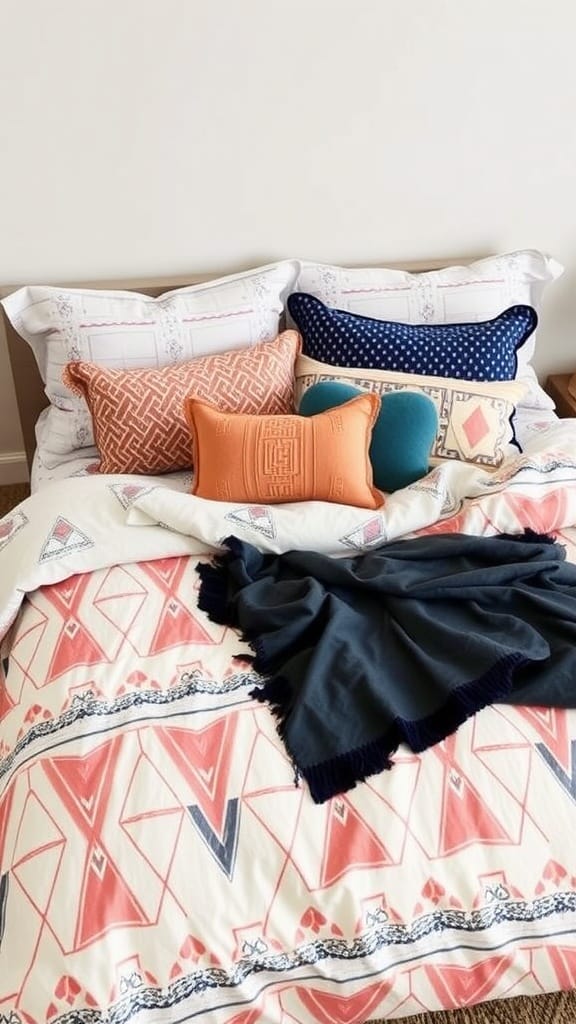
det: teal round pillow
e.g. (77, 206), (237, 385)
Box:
(298, 382), (438, 493)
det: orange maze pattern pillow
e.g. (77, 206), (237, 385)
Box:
(184, 393), (382, 507)
(63, 331), (301, 475)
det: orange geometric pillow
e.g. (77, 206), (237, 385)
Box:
(184, 394), (382, 507)
(63, 331), (301, 475)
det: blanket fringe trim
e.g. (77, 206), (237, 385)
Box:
(499, 528), (558, 546)
(196, 557), (233, 627)
(250, 652), (529, 803)
(197, 541), (533, 804)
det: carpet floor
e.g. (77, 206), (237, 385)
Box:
(0, 482), (30, 515)
(1, 483), (575, 1022)
(370, 989), (576, 1022)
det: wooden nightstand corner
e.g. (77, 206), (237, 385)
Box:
(545, 373), (576, 418)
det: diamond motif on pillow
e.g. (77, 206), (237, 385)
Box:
(295, 354), (527, 468)
(462, 406), (490, 448)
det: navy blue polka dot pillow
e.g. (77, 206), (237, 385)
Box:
(287, 293), (538, 382)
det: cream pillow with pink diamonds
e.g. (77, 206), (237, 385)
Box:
(295, 354), (527, 468)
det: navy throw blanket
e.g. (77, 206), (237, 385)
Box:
(196, 530), (576, 803)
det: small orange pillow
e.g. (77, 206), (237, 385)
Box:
(184, 394), (382, 508)
(63, 331), (301, 475)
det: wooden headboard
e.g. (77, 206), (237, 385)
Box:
(0, 257), (477, 471)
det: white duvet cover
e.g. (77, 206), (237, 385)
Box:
(1, 419), (576, 1023)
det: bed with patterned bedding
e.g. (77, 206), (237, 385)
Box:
(2, 249), (576, 1023)
(2, 415), (576, 1024)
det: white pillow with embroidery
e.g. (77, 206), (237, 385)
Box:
(295, 250), (562, 412)
(2, 260), (300, 458)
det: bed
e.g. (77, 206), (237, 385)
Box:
(1, 252), (576, 1024)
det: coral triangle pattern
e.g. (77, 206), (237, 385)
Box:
(425, 955), (513, 1010)
(295, 980), (393, 1023)
(320, 798), (393, 887)
(39, 517), (94, 562)
(109, 482), (159, 510)
(340, 515), (387, 550)
(225, 505), (277, 540)
(141, 559), (215, 652)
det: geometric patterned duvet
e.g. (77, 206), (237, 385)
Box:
(2, 421), (576, 1024)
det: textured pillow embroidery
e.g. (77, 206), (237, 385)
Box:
(184, 394), (382, 508)
(295, 355), (527, 468)
(288, 293), (538, 383)
(63, 331), (301, 476)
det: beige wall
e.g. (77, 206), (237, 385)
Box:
(2, 0), (576, 479)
